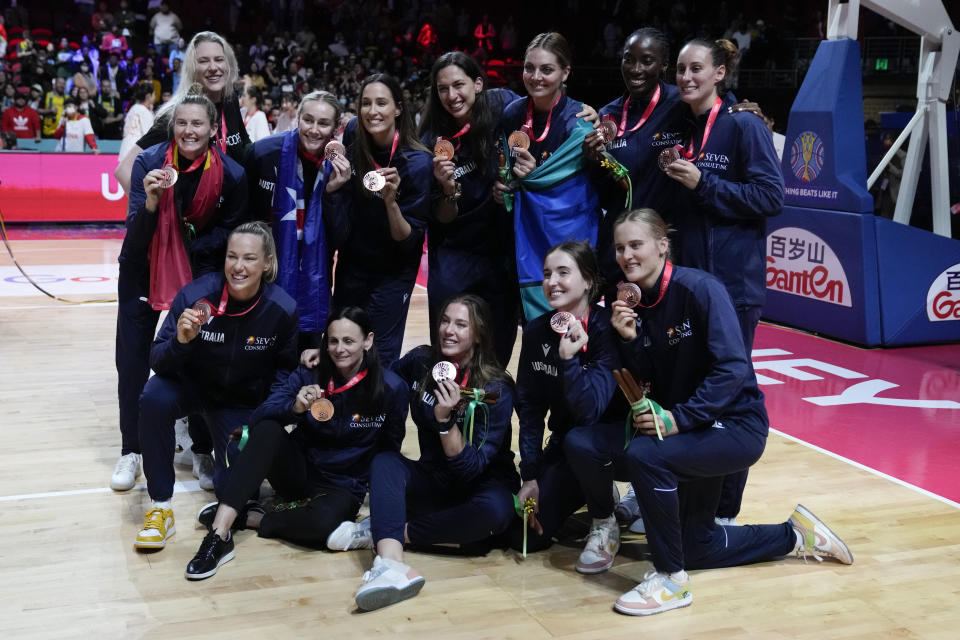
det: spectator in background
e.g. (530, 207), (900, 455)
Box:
(54, 96), (99, 153)
(2, 87), (42, 142)
(250, 35), (269, 68)
(92, 1), (115, 37)
(73, 58), (98, 95)
(1, 83), (15, 110)
(245, 62), (266, 91)
(28, 84), (44, 111)
(241, 85), (271, 141)
(76, 85), (107, 137)
(150, 2), (183, 58)
(474, 15), (496, 54)
(98, 84), (125, 140)
(501, 16), (518, 56)
(115, 0), (137, 34)
(55, 39), (76, 80)
(730, 18), (752, 62)
(0, 15), (7, 60)
(141, 63), (162, 104)
(102, 24), (128, 56)
(165, 57), (182, 95)
(102, 52), (126, 96)
(0, 131), (19, 150)
(274, 91), (298, 133)
(40, 76), (67, 138)
(168, 38), (186, 70)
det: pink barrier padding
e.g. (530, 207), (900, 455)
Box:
(0, 153), (127, 222)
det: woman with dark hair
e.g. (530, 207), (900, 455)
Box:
(563, 209), (849, 617)
(245, 90), (352, 360)
(665, 38), (784, 523)
(328, 294), (519, 611)
(134, 221), (299, 553)
(241, 84), (270, 141)
(111, 86), (248, 494)
(116, 31), (250, 192)
(331, 73), (432, 365)
(418, 51), (521, 367)
(583, 27), (683, 303)
(508, 240), (625, 554)
(184, 306), (409, 580)
(495, 32), (602, 321)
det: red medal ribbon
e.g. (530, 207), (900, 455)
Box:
(196, 282), (264, 319)
(174, 146), (210, 174)
(637, 261), (673, 309)
(617, 84), (661, 137)
(371, 129), (401, 169)
(327, 369), (369, 395)
(683, 97), (722, 160)
(243, 108), (258, 127)
(578, 308), (590, 352)
(442, 122), (471, 151)
(524, 93), (563, 143)
(216, 109), (227, 152)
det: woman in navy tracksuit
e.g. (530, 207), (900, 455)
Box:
(583, 28), (684, 303)
(507, 240), (625, 553)
(664, 38), (784, 522)
(330, 294), (519, 612)
(112, 92), (247, 492)
(330, 73), (432, 366)
(183, 306), (408, 580)
(419, 51), (521, 367)
(245, 90), (352, 358)
(564, 209), (852, 617)
(135, 222), (299, 551)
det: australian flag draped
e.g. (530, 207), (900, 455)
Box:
(272, 129), (331, 335)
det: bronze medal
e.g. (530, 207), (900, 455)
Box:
(192, 300), (212, 325)
(362, 170), (386, 192)
(658, 145), (681, 171)
(550, 311), (574, 334)
(159, 164), (178, 189)
(324, 140), (345, 161)
(431, 360), (457, 383)
(508, 130), (530, 157)
(310, 397), (335, 422)
(434, 138), (455, 161)
(616, 282), (643, 308)
(598, 119), (617, 144)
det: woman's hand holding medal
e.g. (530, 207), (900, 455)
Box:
(324, 146), (352, 194)
(143, 167), (173, 211)
(610, 299), (639, 341)
(432, 378), (461, 425)
(176, 307), (203, 344)
(511, 146), (536, 179)
(432, 154), (457, 195)
(582, 128), (606, 164)
(557, 318), (589, 360)
(293, 383), (325, 415)
(375, 166), (401, 204)
(664, 157), (701, 190)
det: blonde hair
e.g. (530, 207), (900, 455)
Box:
(157, 32), (239, 122)
(229, 221), (278, 283)
(613, 208), (674, 260)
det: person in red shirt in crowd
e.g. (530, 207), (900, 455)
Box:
(1, 87), (42, 142)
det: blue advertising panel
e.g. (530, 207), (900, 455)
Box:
(782, 39), (873, 213)
(764, 206), (881, 345)
(874, 217), (960, 344)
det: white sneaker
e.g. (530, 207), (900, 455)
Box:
(614, 570), (693, 616)
(355, 555), (425, 611)
(192, 453), (215, 491)
(576, 515), (620, 574)
(326, 517), (373, 551)
(614, 485), (639, 524)
(110, 453), (141, 491)
(715, 517), (738, 527)
(790, 504), (853, 564)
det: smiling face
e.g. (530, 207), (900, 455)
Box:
(435, 64), (482, 125)
(522, 47), (569, 108)
(297, 99), (337, 156)
(195, 41), (228, 97)
(621, 35), (667, 100)
(327, 318), (373, 378)
(614, 220), (670, 290)
(542, 248), (591, 314)
(223, 233), (270, 301)
(438, 302), (477, 365)
(173, 103), (213, 160)
(360, 81), (399, 142)
(676, 44), (725, 113)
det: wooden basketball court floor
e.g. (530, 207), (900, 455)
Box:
(1, 229), (958, 639)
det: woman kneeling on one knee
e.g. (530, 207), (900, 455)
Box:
(564, 209), (853, 617)
(184, 306), (408, 580)
(134, 222), (298, 551)
(328, 294), (519, 612)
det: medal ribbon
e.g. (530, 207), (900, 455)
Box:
(195, 282), (264, 320)
(371, 129), (400, 169)
(636, 261), (673, 309)
(683, 96), (722, 160)
(173, 146), (211, 174)
(216, 109), (227, 152)
(326, 369), (368, 395)
(443, 122), (471, 151)
(243, 108), (258, 127)
(617, 84), (661, 137)
(524, 93), (562, 143)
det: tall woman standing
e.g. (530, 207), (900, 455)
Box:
(663, 38), (784, 521)
(418, 51), (521, 367)
(331, 74), (432, 365)
(496, 32), (601, 322)
(110, 88), (247, 492)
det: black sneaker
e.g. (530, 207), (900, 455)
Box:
(197, 500), (265, 531)
(185, 531), (235, 580)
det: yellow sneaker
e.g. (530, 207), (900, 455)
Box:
(135, 507), (176, 549)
